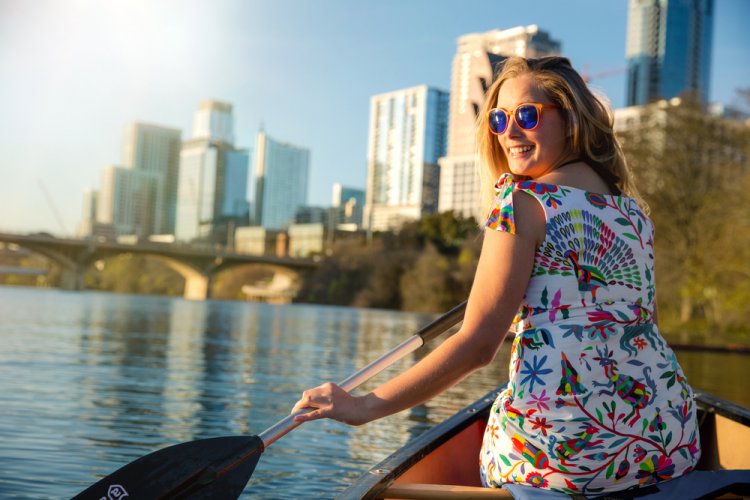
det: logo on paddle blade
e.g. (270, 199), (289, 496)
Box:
(102, 484), (128, 500)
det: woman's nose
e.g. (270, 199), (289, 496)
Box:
(506, 116), (522, 137)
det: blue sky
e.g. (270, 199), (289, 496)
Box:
(0, 0), (748, 235)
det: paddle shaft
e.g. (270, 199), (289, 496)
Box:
(258, 300), (468, 449)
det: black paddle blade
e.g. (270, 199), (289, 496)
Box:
(73, 435), (264, 500)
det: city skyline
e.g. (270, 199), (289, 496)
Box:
(1, 0), (748, 235)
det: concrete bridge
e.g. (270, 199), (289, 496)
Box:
(0, 232), (318, 300)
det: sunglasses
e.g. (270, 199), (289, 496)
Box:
(487, 103), (559, 135)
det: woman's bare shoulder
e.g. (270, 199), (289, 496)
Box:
(537, 162), (612, 194)
(510, 189), (546, 246)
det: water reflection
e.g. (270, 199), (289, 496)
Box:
(674, 350), (749, 405)
(162, 300), (207, 441)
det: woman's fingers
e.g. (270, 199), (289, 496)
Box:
(291, 389), (315, 412)
(293, 407), (326, 423)
(291, 383), (334, 415)
(291, 382), (361, 424)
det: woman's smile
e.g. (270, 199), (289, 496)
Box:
(508, 144), (535, 158)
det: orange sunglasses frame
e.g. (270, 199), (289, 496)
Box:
(487, 103), (560, 135)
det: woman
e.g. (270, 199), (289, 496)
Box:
(292, 56), (700, 494)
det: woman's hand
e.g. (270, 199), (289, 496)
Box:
(291, 382), (371, 426)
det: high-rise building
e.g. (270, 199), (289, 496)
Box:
(121, 123), (182, 234)
(253, 131), (310, 230)
(446, 26), (561, 159)
(626, 0), (714, 106)
(192, 100), (235, 144)
(332, 183), (365, 228)
(438, 26), (561, 221)
(96, 165), (161, 238)
(364, 85), (449, 231)
(614, 96), (747, 166)
(84, 122), (181, 240)
(295, 206), (330, 225)
(77, 187), (98, 237)
(174, 101), (250, 243)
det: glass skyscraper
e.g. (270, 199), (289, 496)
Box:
(253, 131), (310, 230)
(175, 101), (250, 243)
(332, 183), (365, 228)
(626, 0), (714, 106)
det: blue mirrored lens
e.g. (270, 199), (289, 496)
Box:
(516, 105), (539, 129)
(489, 110), (508, 134)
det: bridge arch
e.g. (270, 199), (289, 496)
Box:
(143, 255), (214, 300)
(10, 242), (86, 291)
(0, 233), (318, 301)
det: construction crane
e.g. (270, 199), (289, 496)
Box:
(581, 65), (627, 84)
(37, 179), (69, 236)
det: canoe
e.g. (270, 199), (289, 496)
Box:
(339, 387), (750, 499)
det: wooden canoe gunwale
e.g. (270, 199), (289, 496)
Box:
(695, 391), (750, 427)
(338, 387), (750, 499)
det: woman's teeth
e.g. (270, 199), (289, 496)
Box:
(510, 145), (533, 155)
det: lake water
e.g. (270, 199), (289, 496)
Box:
(0, 286), (747, 499)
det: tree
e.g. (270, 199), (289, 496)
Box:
(418, 211), (479, 253)
(620, 97), (750, 334)
(399, 237), (482, 313)
(296, 239), (374, 305)
(352, 246), (416, 309)
(295, 211), (482, 311)
(400, 244), (454, 312)
(87, 255), (183, 295)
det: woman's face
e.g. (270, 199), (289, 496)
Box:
(495, 74), (568, 179)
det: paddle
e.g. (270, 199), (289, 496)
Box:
(73, 300), (467, 500)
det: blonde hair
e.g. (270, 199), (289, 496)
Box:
(476, 56), (645, 213)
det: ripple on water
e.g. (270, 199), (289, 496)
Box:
(0, 287), (746, 499)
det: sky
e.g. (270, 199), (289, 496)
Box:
(1, 0), (748, 235)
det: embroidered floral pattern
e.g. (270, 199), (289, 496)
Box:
(480, 174), (700, 494)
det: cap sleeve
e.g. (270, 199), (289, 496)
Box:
(485, 173), (516, 234)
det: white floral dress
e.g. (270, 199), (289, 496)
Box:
(479, 173), (700, 495)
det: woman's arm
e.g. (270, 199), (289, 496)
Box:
(292, 192), (544, 426)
